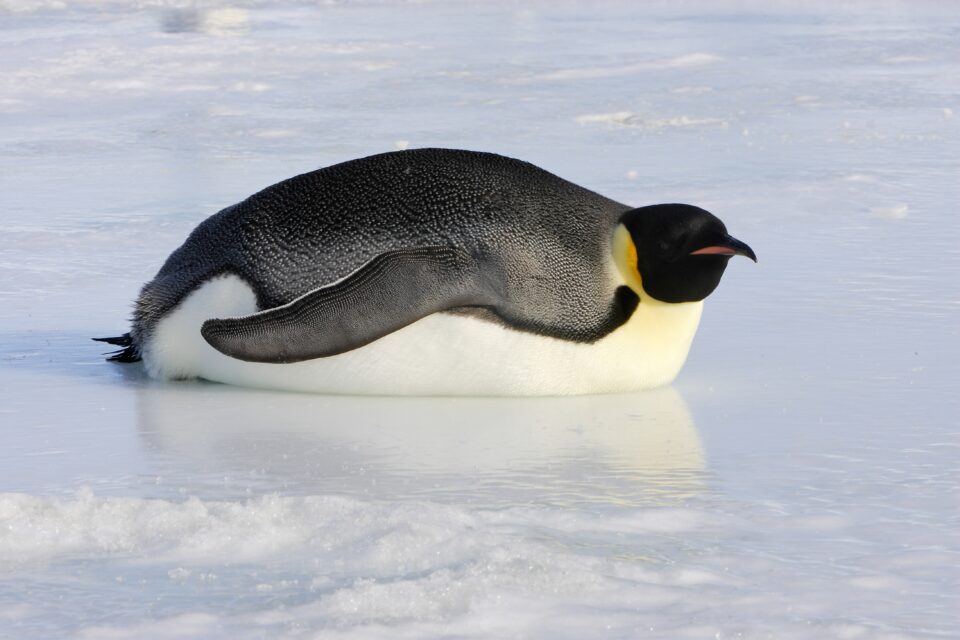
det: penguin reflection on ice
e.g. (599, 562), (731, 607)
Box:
(97, 149), (756, 395)
(138, 386), (705, 505)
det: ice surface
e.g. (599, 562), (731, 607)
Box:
(1, 0), (959, 637)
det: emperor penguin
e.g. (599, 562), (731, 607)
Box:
(96, 148), (756, 395)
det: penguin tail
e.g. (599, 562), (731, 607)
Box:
(92, 333), (141, 363)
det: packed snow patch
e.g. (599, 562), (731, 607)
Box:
(871, 204), (909, 219)
(0, 490), (710, 570)
(576, 112), (727, 130)
(531, 53), (720, 81)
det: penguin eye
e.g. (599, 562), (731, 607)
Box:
(657, 236), (686, 261)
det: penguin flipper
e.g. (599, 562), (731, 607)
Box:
(201, 246), (490, 363)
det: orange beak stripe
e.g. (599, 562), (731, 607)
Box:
(690, 245), (738, 256)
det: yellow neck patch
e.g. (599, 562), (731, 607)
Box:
(611, 224), (670, 305)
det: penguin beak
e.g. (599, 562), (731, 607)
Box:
(690, 235), (757, 262)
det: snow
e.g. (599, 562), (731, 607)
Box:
(1, 0), (959, 637)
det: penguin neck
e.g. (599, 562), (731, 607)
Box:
(612, 224), (680, 307)
(610, 224), (704, 375)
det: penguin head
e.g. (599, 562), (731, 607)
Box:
(619, 204), (756, 303)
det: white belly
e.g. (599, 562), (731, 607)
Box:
(143, 274), (703, 396)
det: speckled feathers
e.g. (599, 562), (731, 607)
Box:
(133, 149), (633, 350)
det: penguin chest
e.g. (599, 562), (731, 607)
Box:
(144, 274), (703, 395)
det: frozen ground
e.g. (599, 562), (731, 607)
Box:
(1, 0), (959, 637)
